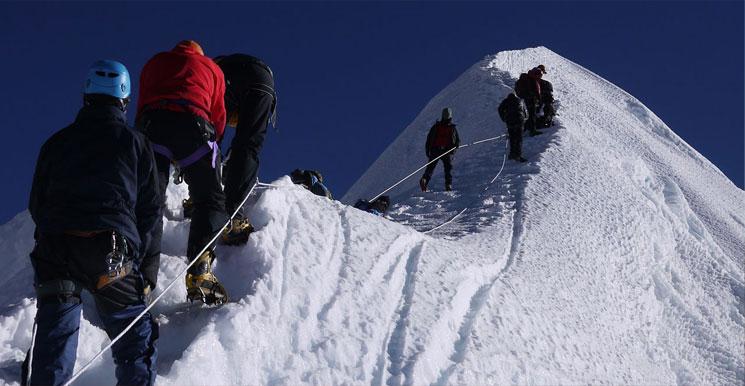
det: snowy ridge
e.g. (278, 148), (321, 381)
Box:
(0, 47), (743, 385)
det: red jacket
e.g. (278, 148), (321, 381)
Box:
(137, 42), (226, 139)
(528, 68), (543, 97)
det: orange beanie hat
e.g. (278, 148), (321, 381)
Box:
(173, 40), (204, 56)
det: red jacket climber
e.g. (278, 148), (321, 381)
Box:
(136, 40), (227, 139)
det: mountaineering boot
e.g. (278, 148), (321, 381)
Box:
(508, 155), (528, 162)
(445, 183), (453, 191)
(220, 217), (254, 246)
(182, 197), (194, 219)
(529, 129), (544, 137)
(419, 177), (428, 192)
(185, 249), (229, 305)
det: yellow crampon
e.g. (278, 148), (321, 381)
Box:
(220, 218), (254, 246)
(185, 250), (228, 305)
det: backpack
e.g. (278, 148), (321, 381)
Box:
(514, 73), (531, 99)
(353, 195), (390, 216)
(515, 73), (540, 100)
(539, 79), (554, 103)
(499, 95), (526, 126)
(290, 169), (322, 186)
(430, 122), (456, 148)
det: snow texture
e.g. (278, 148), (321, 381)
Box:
(1, 47), (743, 385)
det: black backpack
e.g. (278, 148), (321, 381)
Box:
(498, 95), (526, 126)
(514, 73), (532, 99)
(290, 169), (323, 187)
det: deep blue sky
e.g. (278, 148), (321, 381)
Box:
(0, 2), (742, 223)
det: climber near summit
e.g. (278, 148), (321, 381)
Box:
(420, 108), (460, 192)
(136, 40), (230, 305)
(514, 66), (544, 136)
(23, 60), (160, 386)
(535, 64), (556, 128)
(499, 91), (529, 162)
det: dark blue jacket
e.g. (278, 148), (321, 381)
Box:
(308, 175), (333, 200)
(29, 105), (161, 282)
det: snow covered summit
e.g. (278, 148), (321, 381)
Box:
(1, 47), (743, 385)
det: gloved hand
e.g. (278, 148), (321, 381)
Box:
(142, 280), (153, 304)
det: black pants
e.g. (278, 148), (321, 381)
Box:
(223, 89), (274, 218)
(524, 97), (538, 133)
(24, 233), (158, 386)
(223, 65), (275, 219)
(140, 110), (228, 264)
(542, 102), (555, 126)
(422, 148), (454, 185)
(507, 123), (524, 158)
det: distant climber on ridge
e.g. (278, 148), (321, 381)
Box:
(353, 195), (391, 216)
(535, 65), (556, 128)
(136, 40), (230, 305)
(290, 169), (333, 199)
(499, 91), (529, 162)
(213, 53), (277, 246)
(23, 60), (160, 385)
(420, 108), (460, 192)
(514, 67), (544, 136)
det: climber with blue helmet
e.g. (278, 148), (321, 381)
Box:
(22, 59), (160, 386)
(84, 59), (131, 101)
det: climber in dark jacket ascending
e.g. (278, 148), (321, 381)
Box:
(420, 108), (460, 192)
(499, 91), (529, 162)
(214, 53), (276, 245)
(514, 66), (544, 137)
(23, 60), (160, 386)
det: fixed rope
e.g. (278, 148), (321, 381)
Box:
(256, 182), (284, 189)
(423, 136), (509, 234)
(257, 134), (509, 236)
(64, 180), (260, 386)
(370, 135), (506, 202)
(65, 132), (513, 383)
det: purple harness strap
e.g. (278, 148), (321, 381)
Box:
(152, 141), (219, 169)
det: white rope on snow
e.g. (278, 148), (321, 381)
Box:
(256, 182), (285, 189)
(65, 180), (260, 386)
(370, 135), (506, 202)
(423, 136), (509, 234)
(67, 133), (510, 384)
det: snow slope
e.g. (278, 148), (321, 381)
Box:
(1, 47), (743, 385)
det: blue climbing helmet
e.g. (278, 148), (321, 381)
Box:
(84, 60), (130, 99)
